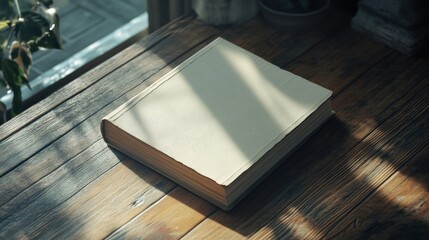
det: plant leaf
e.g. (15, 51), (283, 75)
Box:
(1, 58), (28, 115)
(16, 11), (50, 42)
(10, 41), (32, 76)
(0, 20), (10, 30)
(2, 58), (30, 90)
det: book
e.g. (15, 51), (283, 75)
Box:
(101, 37), (333, 210)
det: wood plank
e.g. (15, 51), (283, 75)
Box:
(250, 103), (428, 239)
(181, 51), (428, 238)
(285, 30), (394, 95)
(106, 187), (216, 240)
(0, 144), (118, 239)
(325, 147), (429, 239)
(0, 19), (217, 178)
(5, 151), (175, 240)
(222, 17), (329, 67)
(0, 16), (200, 142)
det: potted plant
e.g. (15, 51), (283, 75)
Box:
(0, 0), (62, 117)
(259, 0), (331, 31)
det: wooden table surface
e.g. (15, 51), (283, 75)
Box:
(1, 13), (428, 239)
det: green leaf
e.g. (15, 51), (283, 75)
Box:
(2, 58), (30, 89)
(16, 11), (50, 42)
(0, 20), (10, 30)
(10, 41), (32, 76)
(1, 58), (30, 115)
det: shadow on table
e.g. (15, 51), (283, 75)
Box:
(197, 113), (429, 239)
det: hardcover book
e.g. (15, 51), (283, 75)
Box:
(101, 37), (333, 210)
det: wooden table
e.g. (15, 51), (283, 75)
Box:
(1, 13), (428, 239)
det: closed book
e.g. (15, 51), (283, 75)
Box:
(101, 37), (333, 210)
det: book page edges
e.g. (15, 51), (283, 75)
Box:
(101, 119), (229, 209)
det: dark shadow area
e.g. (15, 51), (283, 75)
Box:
(110, 148), (176, 197)
(326, 147), (429, 240)
(260, 2), (353, 36)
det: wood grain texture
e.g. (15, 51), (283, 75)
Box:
(250, 100), (428, 239)
(325, 147), (429, 240)
(0, 144), (118, 239)
(15, 152), (176, 240)
(285, 29), (394, 95)
(107, 187), (216, 240)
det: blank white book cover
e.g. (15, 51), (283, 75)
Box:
(110, 37), (332, 186)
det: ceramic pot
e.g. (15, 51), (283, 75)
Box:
(259, 0), (331, 32)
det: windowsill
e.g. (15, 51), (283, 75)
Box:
(0, 12), (148, 121)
